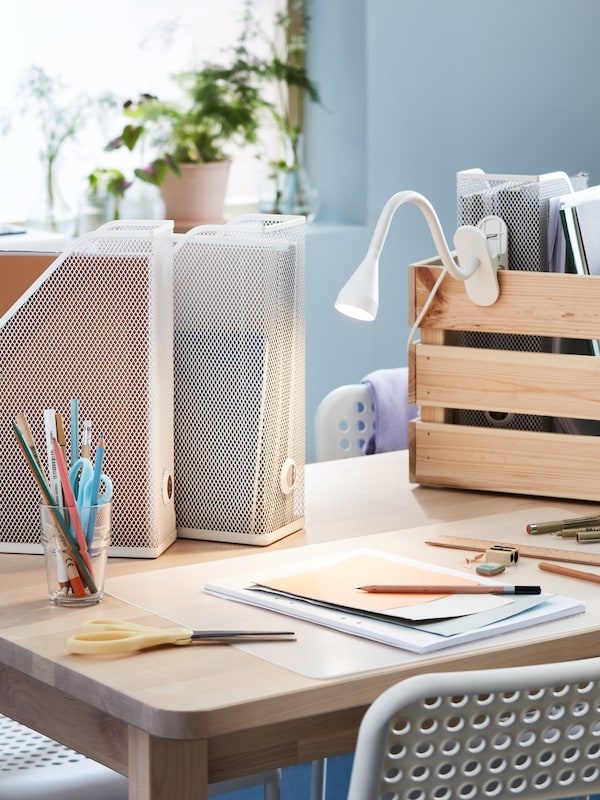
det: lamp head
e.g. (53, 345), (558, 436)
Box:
(334, 251), (379, 321)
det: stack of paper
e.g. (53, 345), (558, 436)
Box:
(549, 185), (600, 278)
(204, 549), (585, 654)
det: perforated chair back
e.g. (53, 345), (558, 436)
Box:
(0, 712), (280, 800)
(314, 384), (375, 461)
(0, 713), (128, 800)
(347, 656), (600, 800)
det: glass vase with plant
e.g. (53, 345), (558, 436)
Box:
(86, 168), (132, 222)
(241, 0), (320, 219)
(12, 66), (116, 232)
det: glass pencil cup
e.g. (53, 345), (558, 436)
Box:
(40, 501), (112, 606)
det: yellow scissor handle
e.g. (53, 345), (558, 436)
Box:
(67, 618), (193, 655)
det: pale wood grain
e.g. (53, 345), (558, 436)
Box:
(415, 343), (600, 420)
(129, 729), (207, 800)
(411, 263), (600, 339)
(412, 422), (600, 500)
(409, 260), (600, 502)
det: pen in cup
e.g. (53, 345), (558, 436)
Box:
(15, 413), (43, 470)
(85, 435), (105, 546)
(81, 419), (92, 459)
(70, 398), (79, 465)
(52, 436), (95, 585)
(55, 412), (67, 465)
(12, 421), (87, 597)
(44, 409), (69, 588)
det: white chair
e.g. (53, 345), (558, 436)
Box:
(0, 712), (280, 800)
(314, 384), (375, 461)
(347, 657), (600, 800)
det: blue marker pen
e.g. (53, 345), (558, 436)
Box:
(85, 435), (105, 546)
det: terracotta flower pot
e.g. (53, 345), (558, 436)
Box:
(160, 161), (231, 232)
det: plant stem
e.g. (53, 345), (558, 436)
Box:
(46, 155), (56, 231)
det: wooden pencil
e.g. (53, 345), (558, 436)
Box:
(538, 561), (600, 585)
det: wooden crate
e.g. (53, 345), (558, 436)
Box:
(408, 257), (600, 500)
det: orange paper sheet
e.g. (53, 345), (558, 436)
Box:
(254, 551), (480, 613)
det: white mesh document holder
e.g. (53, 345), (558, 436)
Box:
(173, 215), (305, 545)
(0, 221), (176, 557)
(455, 169), (573, 433)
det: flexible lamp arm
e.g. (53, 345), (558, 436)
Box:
(367, 190), (479, 281)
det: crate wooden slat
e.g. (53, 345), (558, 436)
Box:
(408, 259), (600, 501)
(409, 257), (600, 339)
(416, 345), (600, 420)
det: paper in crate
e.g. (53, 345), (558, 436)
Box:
(455, 169), (574, 433)
(0, 221), (176, 557)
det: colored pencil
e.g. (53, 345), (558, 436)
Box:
(357, 584), (541, 595)
(12, 421), (87, 596)
(538, 561), (600, 585)
(52, 437), (96, 591)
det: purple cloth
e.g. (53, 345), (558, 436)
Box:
(361, 368), (419, 455)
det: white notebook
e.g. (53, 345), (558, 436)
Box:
(204, 549), (586, 654)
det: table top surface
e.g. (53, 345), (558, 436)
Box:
(2, 450), (600, 744)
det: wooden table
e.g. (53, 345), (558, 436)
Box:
(2, 451), (600, 800)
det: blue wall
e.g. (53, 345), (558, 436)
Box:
(304, 0), (600, 462)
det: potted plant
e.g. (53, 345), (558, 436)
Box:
(106, 59), (267, 230)
(104, 0), (319, 227)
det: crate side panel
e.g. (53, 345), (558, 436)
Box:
(412, 422), (600, 501)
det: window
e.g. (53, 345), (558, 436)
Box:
(0, 0), (277, 225)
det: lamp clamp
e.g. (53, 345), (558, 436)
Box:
(454, 215), (508, 306)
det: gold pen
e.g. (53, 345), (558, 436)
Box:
(527, 514), (600, 535)
(81, 419), (92, 459)
(555, 526), (600, 538)
(55, 412), (67, 464)
(577, 530), (600, 543)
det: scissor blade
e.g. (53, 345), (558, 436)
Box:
(190, 630), (295, 641)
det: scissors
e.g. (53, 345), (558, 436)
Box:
(69, 458), (113, 545)
(67, 619), (296, 655)
(69, 458), (113, 508)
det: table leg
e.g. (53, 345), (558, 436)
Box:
(128, 727), (208, 800)
(311, 758), (327, 800)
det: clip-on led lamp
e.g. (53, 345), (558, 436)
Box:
(335, 190), (508, 323)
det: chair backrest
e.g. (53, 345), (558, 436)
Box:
(314, 384), (375, 461)
(0, 712), (280, 800)
(0, 713), (128, 800)
(347, 656), (600, 800)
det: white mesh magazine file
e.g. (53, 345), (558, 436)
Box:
(173, 215), (305, 545)
(0, 220), (177, 557)
(455, 169), (573, 433)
